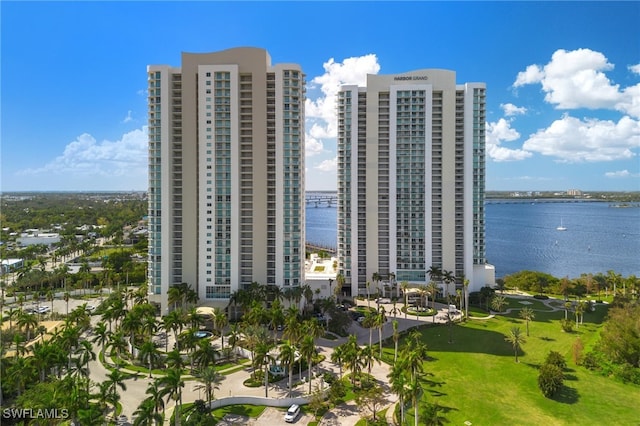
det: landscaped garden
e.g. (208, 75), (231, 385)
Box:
(381, 294), (640, 425)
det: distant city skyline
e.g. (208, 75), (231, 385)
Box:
(2, 2), (639, 192)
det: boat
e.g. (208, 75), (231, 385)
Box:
(556, 218), (567, 231)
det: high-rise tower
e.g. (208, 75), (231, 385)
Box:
(147, 47), (305, 313)
(336, 69), (493, 298)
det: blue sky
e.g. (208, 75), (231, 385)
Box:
(2, 1), (639, 192)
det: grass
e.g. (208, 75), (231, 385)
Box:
(381, 301), (640, 425)
(210, 404), (266, 420)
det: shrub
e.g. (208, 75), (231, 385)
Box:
(614, 363), (640, 385)
(545, 351), (567, 370)
(560, 318), (574, 332)
(582, 351), (599, 370)
(533, 294), (549, 300)
(538, 363), (564, 398)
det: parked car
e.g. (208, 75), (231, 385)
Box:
(284, 404), (300, 423)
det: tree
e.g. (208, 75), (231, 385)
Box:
(400, 281), (409, 319)
(254, 340), (275, 397)
(91, 321), (111, 355)
(17, 310), (38, 341)
(505, 327), (526, 362)
(392, 319), (400, 362)
(426, 281), (440, 323)
(212, 308), (228, 349)
(133, 398), (163, 426)
(490, 295), (508, 313)
(388, 360), (410, 425)
(408, 374), (423, 426)
(278, 340), (298, 397)
(138, 339), (162, 378)
(193, 366), (222, 402)
(519, 307), (535, 336)
(143, 381), (165, 422)
(538, 363), (564, 398)
(375, 306), (387, 357)
(299, 334), (317, 394)
(330, 344), (345, 380)
(105, 369), (128, 412)
(598, 302), (640, 368)
(192, 339), (220, 370)
(355, 382), (385, 422)
(342, 335), (363, 386)
(158, 368), (185, 426)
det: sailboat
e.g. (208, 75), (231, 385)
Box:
(557, 218), (567, 231)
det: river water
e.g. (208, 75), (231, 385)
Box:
(305, 194), (640, 279)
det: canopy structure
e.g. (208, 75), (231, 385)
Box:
(195, 306), (217, 318)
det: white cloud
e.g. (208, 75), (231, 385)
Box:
(501, 103), (527, 116)
(306, 135), (325, 157)
(314, 157), (337, 172)
(513, 48), (640, 118)
(629, 64), (640, 75)
(305, 54), (381, 139)
(514, 64), (545, 86)
(523, 115), (640, 162)
(122, 110), (133, 123)
(605, 169), (640, 178)
(486, 118), (532, 161)
(18, 127), (148, 180)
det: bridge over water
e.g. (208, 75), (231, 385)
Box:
(305, 193), (337, 207)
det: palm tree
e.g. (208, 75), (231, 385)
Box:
(212, 308), (228, 349)
(360, 344), (378, 376)
(388, 360), (410, 425)
(426, 281), (440, 323)
(505, 326), (526, 362)
(278, 340), (298, 397)
(342, 335), (363, 386)
(106, 330), (128, 370)
(158, 368), (185, 426)
(193, 365), (222, 402)
(254, 340), (275, 397)
(133, 399), (163, 426)
(491, 295), (507, 313)
(138, 339), (162, 377)
(362, 311), (376, 348)
(408, 374), (423, 426)
(519, 307), (535, 337)
(91, 321), (111, 355)
(75, 340), (95, 385)
(17, 310), (38, 341)
(365, 280), (372, 308)
(299, 334), (317, 394)
(192, 339), (220, 370)
(105, 369), (128, 413)
(442, 270), (456, 300)
(375, 307), (387, 357)
(329, 344), (345, 380)
(392, 320), (400, 362)
(144, 381), (165, 421)
(165, 349), (186, 371)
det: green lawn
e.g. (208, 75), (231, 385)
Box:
(383, 302), (639, 425)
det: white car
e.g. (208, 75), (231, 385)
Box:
(37, 306), (50, 314)
(284, 404), (300, 423)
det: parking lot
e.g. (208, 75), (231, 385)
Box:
(254, 406), (314, 425)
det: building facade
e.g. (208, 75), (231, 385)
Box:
(147, 47), (305, 313)
(337, 69), (493, 298)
